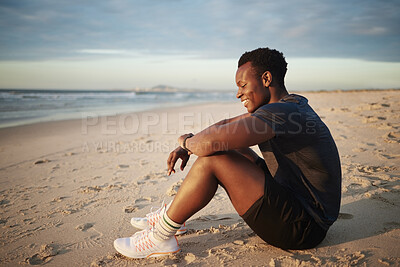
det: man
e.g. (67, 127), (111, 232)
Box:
(114, 47), (341, 258)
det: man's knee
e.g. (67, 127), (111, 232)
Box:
(193, 151), (244, 173)
(194, 154), (215, 168)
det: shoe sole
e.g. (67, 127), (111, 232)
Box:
(147, 248), (181, 258)
(114, 243), (181, 259)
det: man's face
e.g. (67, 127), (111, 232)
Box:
(235, 62), (270, 113)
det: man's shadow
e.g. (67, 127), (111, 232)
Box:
(319, 191), (400, 247)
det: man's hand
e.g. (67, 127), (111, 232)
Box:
(167, 146), (191, 176)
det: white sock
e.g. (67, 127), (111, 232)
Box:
(153, 205), (182, 241)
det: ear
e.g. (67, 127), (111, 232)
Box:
(261, 71), (272, 88)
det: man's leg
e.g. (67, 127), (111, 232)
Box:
(167, 150), (266, 224)
(114, 151), (267, 258)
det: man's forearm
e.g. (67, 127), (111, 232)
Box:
(184, 113), (251, 156)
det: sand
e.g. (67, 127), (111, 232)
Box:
(0, 90), (399, 266)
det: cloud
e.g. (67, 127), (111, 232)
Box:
(0, 0), (399, 62)
(354, 26), (388, 36)
(77, 49), (129, 55)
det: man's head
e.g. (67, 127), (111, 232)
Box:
(236, 48), (288, 113)
(238, 47), (287, 87)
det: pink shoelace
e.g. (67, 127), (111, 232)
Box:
(145, 203), (166, 226)
(131, 228), (156, 252)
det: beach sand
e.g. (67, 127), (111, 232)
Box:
(0, 90), (399, 266)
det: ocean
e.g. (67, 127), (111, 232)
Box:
(0, 89), (237, 128)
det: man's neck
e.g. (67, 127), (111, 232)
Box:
(269, 86), (288, 103)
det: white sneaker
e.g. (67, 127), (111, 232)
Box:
(130, 202), (187, 235)
(114, 228), (180, 258)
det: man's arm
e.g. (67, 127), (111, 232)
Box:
(215, 114), (261, 163)
(214, 113), (251, 126)
(167, 113), (263, 176)
(183, 115), (275, 157)
(216, 114), (262, 163)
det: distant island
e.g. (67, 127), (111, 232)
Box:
(128, 85), (196, 93)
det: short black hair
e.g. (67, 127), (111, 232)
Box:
(238, 48), (288, 87)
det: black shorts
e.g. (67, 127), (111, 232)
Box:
(241, 158), (327, 250)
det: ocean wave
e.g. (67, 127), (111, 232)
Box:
(0, 89), (235, 128)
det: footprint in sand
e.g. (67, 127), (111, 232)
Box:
(90, 256), (118, 267)
(146, 171), (169, 181)
(378, 153), (400, 160)
(166, 179), (183, 196)
(80, 186), (102, 193)
(133, 197), (155, 209)
(377, 123), (398, 130)
(75, 223), (94, 231)
(135, 196), (154, 204)
(208, 247), (236, 262)
(80, 184), (124, 194)
(271, 251), (367, 267)
(0, 198), (10, 207)
(357, 165), (395, 174)
(343, 186), (361, 195)
(25, 244), (58, 265)
(270, 255), (322, 267)
(70, 225), (104, 249)
(136, 174), (159, 185)
(123, 205), (139, 213)
(362, 116), (386, 124)
(378, 257), (400, 266)
(383, 131), (400, 144)
(357, 103), (389, 111)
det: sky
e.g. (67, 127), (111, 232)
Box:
(0, 0), (399, 91)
